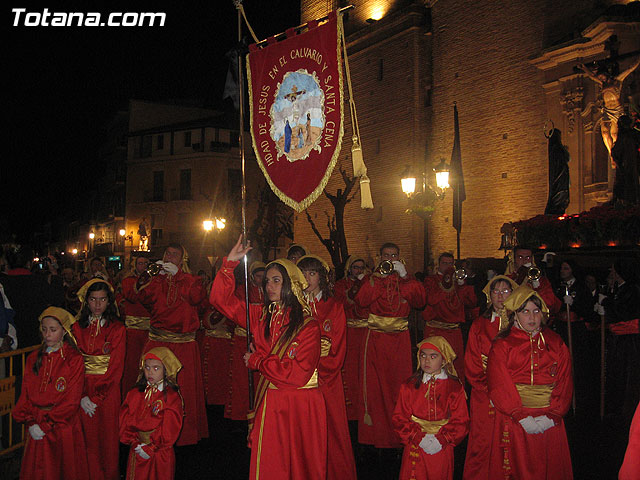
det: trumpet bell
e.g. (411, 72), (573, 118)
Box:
(146, 262), (163, 276)
(377, 260), (394, 275)
(454, 268), (467, 281)
(527, 266), (541, 282)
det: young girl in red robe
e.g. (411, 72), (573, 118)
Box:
(393, 336), (469, 480)
(298, 254), (357, 480)
(209, 236), (327, 480)
(120, 347), (184, 480)
(13, 307), (89, 480)
(487, 286), (573, 480)
(463, 275), (518, 479)
(72, 279), (125, 480)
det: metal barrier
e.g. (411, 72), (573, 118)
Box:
(0, 345), (40, 457)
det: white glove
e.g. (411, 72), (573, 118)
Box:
(533, 415), (555, 433)
(519, 415), (543, 434)
(531, 279), (540, 289)
(135, 444), (150, 460)
(357, 273), (365, 281)
(80, 396), (97, 417)
(420, 434), (442, 454)
(162, 262), (179, 276)
(563, 295), (574, 306)
(28, 424), (46, 440)
(392, 261), (407, 278)
(594, 303), (605, 316)
(419, 434), (434, 454)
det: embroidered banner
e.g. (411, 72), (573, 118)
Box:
(247, 12), (343, 212)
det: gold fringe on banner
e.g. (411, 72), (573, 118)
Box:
(245, 12), (345, 212)
(339, 13), (373, 210)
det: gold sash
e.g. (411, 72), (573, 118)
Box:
(320, 337), (331, 357)
(233, 326), (247, 337)
(205, 328), (232, 340)
(37, 405), (53, 411)
(125, 315), (150, 330)
(138, 429), (155, 444)
(149, 327), (196, 343)
(346, 318), (368, 328)
(425, 319), (460, 330)
(83, 354), (110, 375)
(411, 415), (448, 434)
(515, 383), (554, 408)
(268, 369), (319, 390)
(367, 314), (408, 332)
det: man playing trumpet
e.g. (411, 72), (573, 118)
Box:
(506, 246), (561, 315)
(423, 252), (476, 384)
(353, 242), (426, 449)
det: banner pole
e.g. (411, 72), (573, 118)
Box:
(235, 0), (254, 410)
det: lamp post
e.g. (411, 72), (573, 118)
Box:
(401, 159), (450, 274)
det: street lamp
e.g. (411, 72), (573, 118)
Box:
(215, 217), (226, 230)
(203, 220), (213, 231)
(72, 248), (78, 255)
(400, 160), (451, 274)
(89, 232), (95, 240)
(203, 217), (226, 232)
(119, 229), (126, 237)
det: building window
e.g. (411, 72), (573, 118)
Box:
(378, 59), (384, 81)
(179, 169), (192, 200)
(150, 228), (163, 246)
(184, 131), (192, 147)
(230, 131), (239, 147)
(228, 168), (242, 206)
(153, 171), (164, 201)
(141, 136), (152, 157)
(157, 134), (164, 150)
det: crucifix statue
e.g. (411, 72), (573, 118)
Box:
(576, 36), (640, 163)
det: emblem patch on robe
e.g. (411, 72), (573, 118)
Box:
(322, 319), (332, 332)
(287, 342), (299, 359)
(55, 377), (66, 392)
(102, 342), (111, 354)
(151, 399), (163, 416)
(549, 362), (558, 377)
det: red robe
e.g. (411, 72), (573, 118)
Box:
(463, 312), (503, 480)
(224, 284), (261, 420)
(210, 258), (328, 480)
(119, 385), (184, 480)
(120, 274), (151, 400)
(309, 295), (357, 480)
(333, 277), (369, 420)
(129, 270), (209, 445)
(422, 273), (477, 384)
(619, 401), (640, 480)
(13, 344), (89, 480)
(72, 319), (125, 480)
(393, 375), (469, 480)
(355, 273), (426, 448)
(197, 301), (233, 405)
(487, 327), (573, 480)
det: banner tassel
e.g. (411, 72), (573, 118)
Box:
(359, 174), (373, 210)
(340, 12), (373, 209)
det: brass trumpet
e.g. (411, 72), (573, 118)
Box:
(454, 268), (468, 282)
(377, 260), (394, 275)
(146, 262), (164, 276)
(527, 266), (541, 283)
(376, 259), (405, 275)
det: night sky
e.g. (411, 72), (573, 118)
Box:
(4, 1), (300, 241)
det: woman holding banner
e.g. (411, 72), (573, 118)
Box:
(209, 236), (327, 480)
